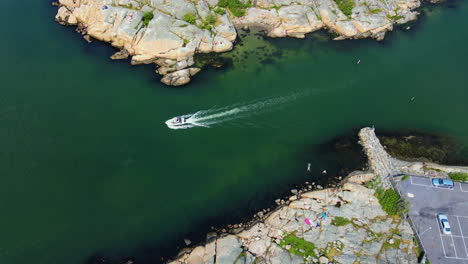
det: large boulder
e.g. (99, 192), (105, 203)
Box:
(215, 235), (243, 263)
(161, 68), (201, 86)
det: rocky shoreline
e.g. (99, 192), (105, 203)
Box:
(54, 0), (441, 86)
(165, 127), (468, 264)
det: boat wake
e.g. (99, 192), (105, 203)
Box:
(165, 92), (304, 129)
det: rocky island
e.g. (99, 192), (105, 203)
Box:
(55, 0), (434, 86)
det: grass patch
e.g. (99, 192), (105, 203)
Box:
(142, 12), (154, 27)
(218, 0), (251, 17)
(381, 238), (401, 250)
(401, 175), (410, 181)
(205, 14), (217, 25)
(369, 8), (382, 14)
(375, 188), (408, 216)
(333, 0), (355, 16)
(332, 216), (352, 226)
(386, 14), (404, 21)
(213, 7), (226, 15)
(279, 233), (317, 259)
(364, 179), (380, 189)
(183, 12), (197, 24)
(423, 165), (443, 172)
(449, 172), (468, 182)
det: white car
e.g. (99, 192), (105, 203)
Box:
(437, 214), (452, 235)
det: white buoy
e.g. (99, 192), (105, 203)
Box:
(357, 59), (361, 64)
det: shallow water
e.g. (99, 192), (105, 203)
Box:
(1, 1), (468, 263)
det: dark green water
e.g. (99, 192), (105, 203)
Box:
(1, 0), (468, 263)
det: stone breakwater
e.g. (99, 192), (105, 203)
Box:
(358, 127), (396, 189)
(54, 0), (438, 86)
(166, 127), (421, 264)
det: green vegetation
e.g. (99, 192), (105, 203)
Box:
(449, 172), (468, 182)
(142, 12), (154, 27)
(206, 14), (217, 25)
(386, 14), (404, 21)
(213, 7), (226, 15)
(369, 8), (382, 14)
(401, 175), (410, 181)
(218, 0), (251, 17)
(324, 241), (345, 259)
(375, 188), (408, 216)
(279, 233), (317, 258)
(423, 165), (443, 172)
(381, 238), (402, 250)
(331, 216), (352, 226)
(183, 12), (197, 24)
(333, 0), (355, 17)
(364, 179), (380, 189)
(272, 5), (281, 11)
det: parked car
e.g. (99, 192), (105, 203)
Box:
(437, 214), (452, 235)
(432, 178), (454, 189)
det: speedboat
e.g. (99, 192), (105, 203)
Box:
(166, 116), (190, 127)
(165, 112), (207, 129)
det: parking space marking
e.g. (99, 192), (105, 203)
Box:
(451, 231), (459, 258)
(448, 215), (463, 237)
(457, 216), (468, 258)
(410, 176), (454, 190)
(460, 183), (468, 192)
(435, 214), (468, 260)
(440, 228), (448, 257)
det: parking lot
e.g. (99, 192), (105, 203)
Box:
(397, 175), (468, 264)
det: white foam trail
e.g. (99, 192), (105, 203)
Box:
(166, 91), (306, 129)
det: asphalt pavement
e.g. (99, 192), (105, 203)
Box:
(396, 175), (468, 264)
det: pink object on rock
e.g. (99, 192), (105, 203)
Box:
(304, 218), (312, 225)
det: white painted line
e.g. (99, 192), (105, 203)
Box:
(460, 183), (468, 192)
(441, 235), (468, 239)
(444, 256), (468, 260)
(451, 230), (458, 258)
(457, 216), (468, 258)
(409, 178), (455, 190)
(449, 215), (468, 219)
(438, 215), (449, 258)
(440, 229), (448, 258)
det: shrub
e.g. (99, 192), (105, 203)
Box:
(331, 216), (352, 226)
(375, 188), (408, 216)
(218, 0), (251, 17)
(369, 8), (382, 14)
(401, 175), (410, 181)
(214, 7), (226, 15)
(449, 172), (468, 182)
(183, 12), (197, 24)
(279, 233), (317, 258)
(142, 12), (154, 27)
(334, 0), (355, 17)
(206, 14), (217, 25)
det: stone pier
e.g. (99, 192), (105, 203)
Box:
(358, 127), (396, 189)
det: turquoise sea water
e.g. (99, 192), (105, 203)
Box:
(1, 1), (468, 263)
